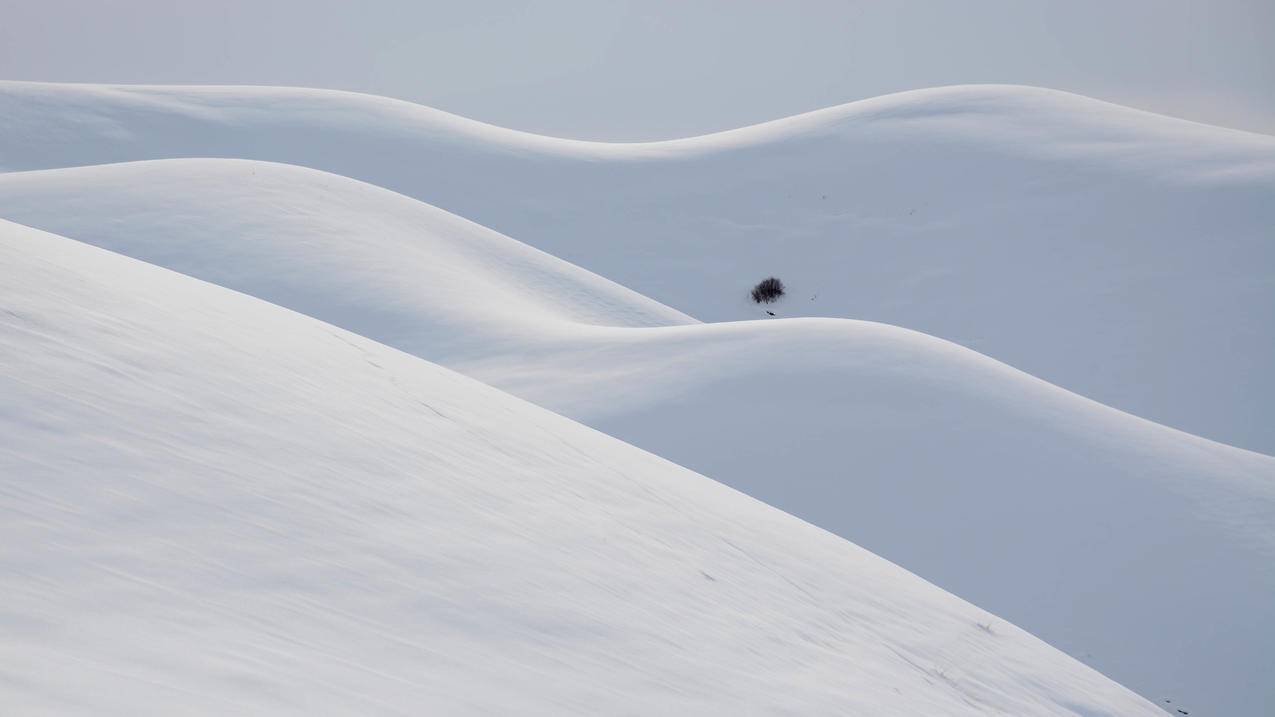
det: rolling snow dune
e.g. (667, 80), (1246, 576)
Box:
(2, 158), (1272, 714)
(0, 219), (1165, 716)
(0, 159), (692, 359)
(1, 81), (1273, 453)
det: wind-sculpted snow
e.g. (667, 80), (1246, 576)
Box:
(2, 159), (1272, 714)
(0, 160), (691, 356)
(0, 220), (1165, 716)
(1, 81), (1273, 452)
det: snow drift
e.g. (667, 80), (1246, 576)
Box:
(1, 81), (1272, 454)
(0, 219), (1164, 716)
(2, 158), (1272, 714)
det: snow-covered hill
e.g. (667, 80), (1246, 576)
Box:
(0, 159), (692, 360)
(2, 157), (1272, 714)
(1, 81), (1272, 454)
(0, 219), (1164, 716)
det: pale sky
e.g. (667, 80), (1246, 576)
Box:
(2, 0), (1271, 140)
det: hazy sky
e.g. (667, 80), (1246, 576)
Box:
(2, 0), (1271, 140)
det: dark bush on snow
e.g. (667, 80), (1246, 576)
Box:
(750, 277), (786, 304)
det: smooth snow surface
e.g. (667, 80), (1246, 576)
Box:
(1, 81), (1272, 454)
(2, 158), (1272, 715)
(0, 220), (1164, 716)
(0, 160), (692, 359)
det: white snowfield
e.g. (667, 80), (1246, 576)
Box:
(0, 220), (1166, 716)
(1, 81), (1272, 715)
(1, 81), (1273, 455)
(2, 157), (1274, 715)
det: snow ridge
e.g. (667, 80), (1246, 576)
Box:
(0, 220), (1162, 716)
(2, 81), (1271, 453)
(1, 80), (1272, 714)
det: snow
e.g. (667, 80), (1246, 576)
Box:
(1, 81), (1272, 455)
(0, 219), (1164, 716)
(1, 79), (1272, 714)
(1, 157), (1272, 714)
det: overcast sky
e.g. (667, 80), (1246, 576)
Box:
(2, 0), (1271, 140)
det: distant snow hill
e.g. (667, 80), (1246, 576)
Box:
(1, 81), (1272, 455)
(1, 158), (1272, 715)
(0, 220), (1166, 716)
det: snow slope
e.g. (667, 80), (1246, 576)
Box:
(2, 158), (1272, 714)
(0, 160), (692, 362)
(0, 219), (1165, 716)
(1, 81), (1272, 454)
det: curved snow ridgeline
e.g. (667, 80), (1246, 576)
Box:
(0, 82), (1271, 714)
(1, 157), (1272, 714)
(1, 81), (1273, 453)
(0, 219), (1164, 716)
